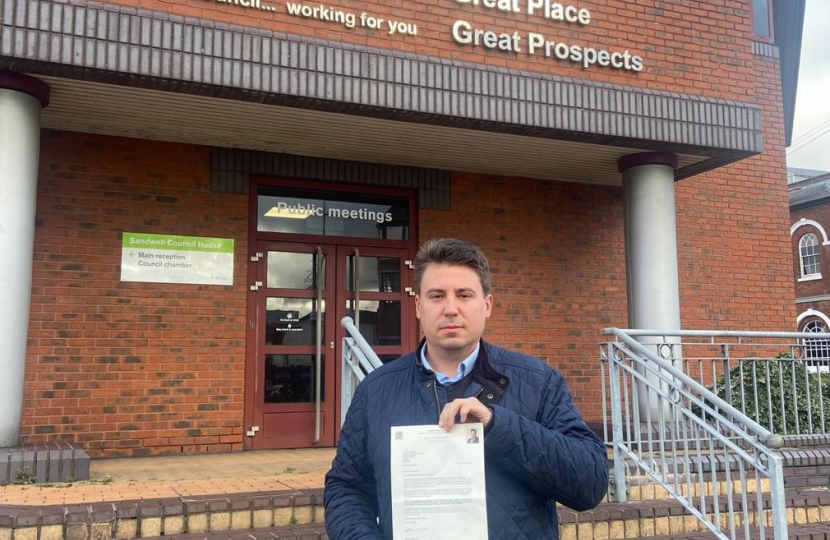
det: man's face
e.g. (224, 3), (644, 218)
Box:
(415, 263), (492, 362)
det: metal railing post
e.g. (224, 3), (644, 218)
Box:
(341, 338), (356, 426)
(768, 454), (788, 540)
(721, 343), (732, 405)
(608, 342), (628, 503)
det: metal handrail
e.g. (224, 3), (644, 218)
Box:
(609, 328), (830, 340)
(353, 249), (360, 332)
(606, 327), (830, 436)
(342, 316), (383, 369)
(601, 328), (789, 540)
(346, 338), (381, 374)
(313, 246), (323, 444)
(601, 327), (782, 448)
(340, 316), (382, 426)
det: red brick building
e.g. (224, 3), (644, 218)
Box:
(0, 0), (804, 456)
(790, 169), (830, 335)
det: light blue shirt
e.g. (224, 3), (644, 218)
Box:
(420, 343), (480, 385)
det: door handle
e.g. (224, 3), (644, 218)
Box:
(314, 246), (323, 445)
(353, 249), (360, 333)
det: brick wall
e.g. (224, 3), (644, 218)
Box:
(25, 130), (249, 457)
(672, 47), (795, 332)
(26, 119), (797, 455)
(28, 133), (631, 451)
(420, 172), (627, 420)
(99, 0), (756, 101)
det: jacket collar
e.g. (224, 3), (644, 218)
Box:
(412, 339), (510, 398)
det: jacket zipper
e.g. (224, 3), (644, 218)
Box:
(433, 385), (486, 423)
(432, 381), (440, 422)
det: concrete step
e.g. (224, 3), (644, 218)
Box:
(137, 521), (830, 540)
(143, 524), (329, 540)
(619, 475), (769, 502)
(558, 487), (830, 540)
(636, 521), (830, 540)
(0, 489), (323, 540)
(3, 486), (828, 540)
(611, 438), (830, 502)
(2, 457), (828, 540)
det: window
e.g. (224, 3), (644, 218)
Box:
(257, 186), (410, 240)
(803, 320), (830, 366)
(800, 233), (821, 277)
(752, 0), (773, 40)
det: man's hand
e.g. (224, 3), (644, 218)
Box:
(438, 397), (493, 432)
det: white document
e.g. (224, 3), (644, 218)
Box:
(390, 423), (488, 540)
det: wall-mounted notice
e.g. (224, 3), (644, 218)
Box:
(121, 232), (234, 285)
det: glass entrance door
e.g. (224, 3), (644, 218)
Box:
(249, 243), (336, 449)
(337, 245), (412, 361)
(247, 242), (413, 449)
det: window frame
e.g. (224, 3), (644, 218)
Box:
(799, 232), (821, 279)
(751, 0), (774, 43)
(802, 320), (830, 366)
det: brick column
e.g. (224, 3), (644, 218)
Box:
(0, 72), (49, 446)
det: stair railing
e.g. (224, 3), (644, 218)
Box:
(340, 316), (383, 426)
(601, 328), (787, 540)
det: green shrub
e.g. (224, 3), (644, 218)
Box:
(704, 354), (830, 435)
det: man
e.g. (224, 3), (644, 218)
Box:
(324, 238), (609, 540)
(467, 428), (480, 444)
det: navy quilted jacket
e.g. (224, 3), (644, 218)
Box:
(324, 340), (609, 540)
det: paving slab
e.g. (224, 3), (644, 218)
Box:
(0, 448), (335, 506)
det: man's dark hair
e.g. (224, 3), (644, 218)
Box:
(413, 238), (491, 295)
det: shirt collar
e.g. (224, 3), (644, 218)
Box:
(420, 342), (480, 385)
